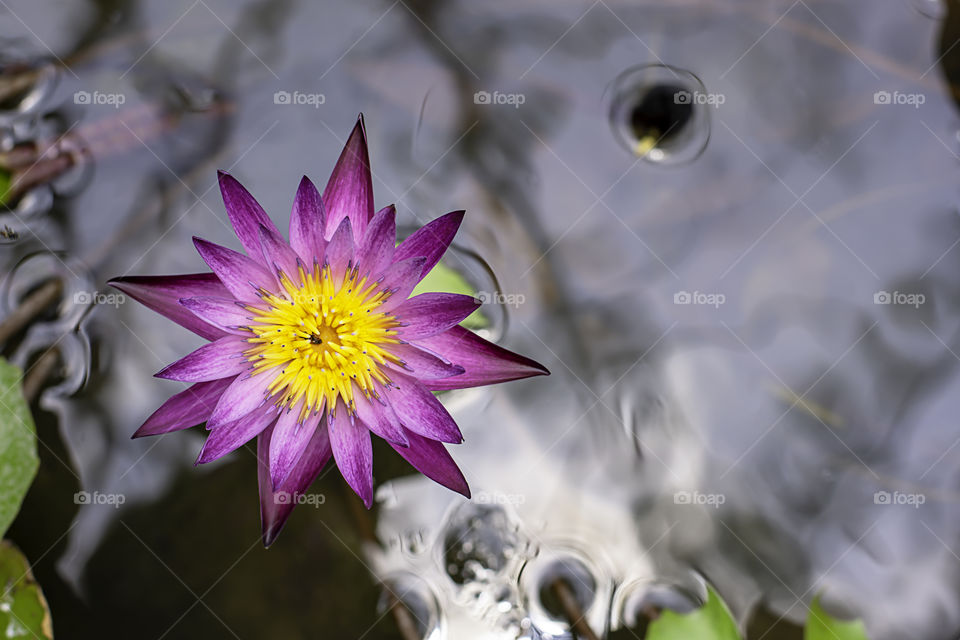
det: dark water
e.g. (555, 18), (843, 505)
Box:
(2, 0), (960, 638)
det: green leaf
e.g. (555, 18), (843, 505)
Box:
(0, 540), (53, 639)
(0, 358), (38, 537)
(646, 585), (742, 640)
(0, 169), (11, 206)
(411, 261), (489, 330)
(805, 596), (869, 640)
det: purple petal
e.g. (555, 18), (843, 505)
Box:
(197, 404), (278, 464)
(387, 342), (465, 380)
(133, 378), (232, 438)
(109, 274), (231, 341)
(258, 224), (301, 283)
(193, 237), (277, 302)
(393, 210), (464, 280)
(356, 205), (396, 278)
(207, 369), (278, 428)
(258, 422), (332, 547)
(392, 293), (481, 340)
(323, 217), (354, 276)
(389, 428), (469, 497)
(323, 116), (374, 240)
(415, 326), (550, 391)
(376, 257), (426, 313)
(353, 392), (407, 446)
(380, 372), (462, 444)
(218, 171), (282, 259)
(328, 400), (374, 507)
(180, 296), (252, 334)
(269, 403), (323, 489)
(289, 176), (327, 264)
(155, 335), (250, 382)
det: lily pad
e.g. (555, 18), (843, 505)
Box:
(412, 261), (489, 330)
(0, 541), (52, 639)
(0, 358), (39, 537)
(646, 585), (741, 640)
(805, 596), (869, 640)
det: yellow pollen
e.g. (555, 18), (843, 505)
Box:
(244, 263), (400, 419)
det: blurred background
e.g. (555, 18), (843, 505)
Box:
(1, 0), (959, 638)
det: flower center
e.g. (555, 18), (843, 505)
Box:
(244, 263), (400, 418)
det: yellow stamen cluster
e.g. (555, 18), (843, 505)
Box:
(244, 263), (401, 420)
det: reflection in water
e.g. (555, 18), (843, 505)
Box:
(2, 0), (960, 638)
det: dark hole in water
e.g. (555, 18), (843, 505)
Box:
(627, 83), (694, 147)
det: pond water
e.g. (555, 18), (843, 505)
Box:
(1, 0), (959, 638)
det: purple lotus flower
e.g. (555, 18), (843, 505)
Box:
(109, 116), (548, 545)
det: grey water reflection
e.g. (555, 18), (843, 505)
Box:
(2, 0), (959, 638)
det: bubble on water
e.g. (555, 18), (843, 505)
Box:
(4, 253), (83, 324)
(612, 578), (704, 635)
(520, 550), (606, 639)
(48, 132), (94, 198)
(443, 503), (522, 586)
(3, 252), (93, 399)
(378, 572), (443, 640)
(14, 320), (91, 401)
(395, 235), (509, 344)
(0, 57), (58, 126)
(607, 63), (711, 165)
(8, 185), (53, 219)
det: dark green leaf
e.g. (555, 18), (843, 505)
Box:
(0, 358), (39, 537)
